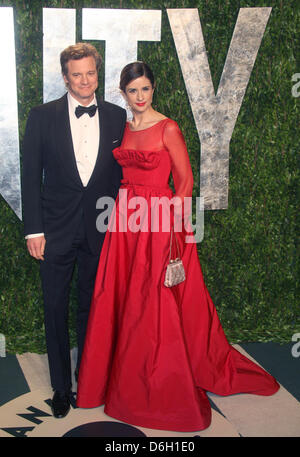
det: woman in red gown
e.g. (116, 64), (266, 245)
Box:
(76, 62), (279, 432)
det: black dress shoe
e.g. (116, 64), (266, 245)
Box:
(51, 390), (71, 418)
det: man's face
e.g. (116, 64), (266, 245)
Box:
(63, 56), (98, 106)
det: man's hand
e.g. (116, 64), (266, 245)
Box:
(26, 236), (46, 261)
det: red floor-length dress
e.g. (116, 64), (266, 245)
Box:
(76, 119), (279, 432)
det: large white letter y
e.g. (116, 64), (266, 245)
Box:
(167, 8), (272, 209)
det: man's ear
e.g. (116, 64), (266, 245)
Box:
(63, 73), (69, 87)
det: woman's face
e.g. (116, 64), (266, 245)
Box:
(124, 76), (154, 113)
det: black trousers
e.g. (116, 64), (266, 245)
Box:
(40, 218), (100, 393)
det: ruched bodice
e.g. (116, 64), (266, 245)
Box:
(113, 119), (193, 198)
(113, 147), (171, 189)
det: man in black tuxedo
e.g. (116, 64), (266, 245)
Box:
(22, 43), (126, 418)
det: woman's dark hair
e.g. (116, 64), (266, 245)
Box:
(119, 61), (155, 92)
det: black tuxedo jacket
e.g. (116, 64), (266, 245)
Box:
(22, 93), (126, 256)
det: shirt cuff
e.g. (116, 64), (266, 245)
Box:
(25, 233), (44, 239)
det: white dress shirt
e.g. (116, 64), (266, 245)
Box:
(68, 92), (100, 187)
(26, 92), (100, 239)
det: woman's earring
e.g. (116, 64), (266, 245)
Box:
(120, 90), (131, 111)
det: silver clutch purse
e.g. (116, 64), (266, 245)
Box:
(164, 228), (185, 287)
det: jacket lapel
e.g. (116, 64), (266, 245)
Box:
(55, 94), (112, 189)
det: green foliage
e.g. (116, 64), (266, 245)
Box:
(0, 0), (299, 353)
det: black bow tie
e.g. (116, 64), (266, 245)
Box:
(75, 104), (98, 118)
